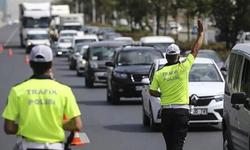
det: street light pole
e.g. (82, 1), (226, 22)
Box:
(92, 0), (96, 23)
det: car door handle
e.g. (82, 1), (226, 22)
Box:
(232, 104), (240, 110)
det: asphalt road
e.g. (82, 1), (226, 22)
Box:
(0, 24), (223, 150)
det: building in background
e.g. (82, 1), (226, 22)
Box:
(7, 0), (54, 21)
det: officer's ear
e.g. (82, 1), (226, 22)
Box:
(177, 55), (180, 61)
(49, 61), (53, 69)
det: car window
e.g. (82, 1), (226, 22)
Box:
(245, 35), (250, 40)
(232, 55), (243, 91)
(143, 43), (173, 53)
(189, 64), (223, 82)
(227, 53), (237, 87)
(59, 38), (72, 43)
(62, 25), (82, 31)
(28, 34), (49, 39)
(90, 46), (118, 61)
(158, 64), (222, 82)
(74, 45), (85, 52)
(80, 47), (88, 55)
(75, 39), (97, 44)
(61, 33), (77, 37)
(240, 58), (250, 98)
(117, 50), (163, 66)
(197, 52), (221, 63)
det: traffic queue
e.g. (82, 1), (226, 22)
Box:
(16, 3), (249, 148)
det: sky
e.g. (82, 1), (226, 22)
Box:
(7, 0), (54, 20)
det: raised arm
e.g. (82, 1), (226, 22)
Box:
(191, 19), (205, 58)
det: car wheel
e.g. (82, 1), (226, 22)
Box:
(143, 107), (150, 126)
(106, 86), (112, 102)
(111, 91), (120, 105)
(223, 129), (233, 150)
(69, 60), (75, 70)
(150, 105), (158, 131)
(85, 75), (93, 88)
(76, 70), (83, 76)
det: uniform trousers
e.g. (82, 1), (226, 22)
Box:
(161, 108), (190, 150)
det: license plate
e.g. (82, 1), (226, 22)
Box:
(135, 86), (142, 91)
(193, 108), (208, 115)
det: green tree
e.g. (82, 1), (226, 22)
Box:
(211, 0), (250, 48)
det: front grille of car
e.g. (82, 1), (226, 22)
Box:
(98, 76), (107, 80)
(190, 113), (217, 120)
(194, 96), (214, 106)
(131, 74), (148, 82)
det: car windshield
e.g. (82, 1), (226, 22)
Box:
(145, 43), (173, 52)
(80, 47), (88, 55)
(23, 18), (50, 28)
(62, 25), (82, 31)
(117, 50), (163, 66)
(90, 46), (118, 61)
(158, 64), (223, 82)
(245, 34), (250, 40)
(74, 45), (86, 52)
(61, 33), (77, 37)
(27, 34), (49, 40)
(75, 39), (97, 44)
(186, 51), (221, 63)
(59, 38), (72, 43)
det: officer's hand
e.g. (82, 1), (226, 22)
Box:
(197, 19), (204, 34)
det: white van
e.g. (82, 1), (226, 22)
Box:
(71, 35), (99, 50)
(222, 43), (250, 150)
(140, 36), (175, 55)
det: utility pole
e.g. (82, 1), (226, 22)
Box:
(204, 17), (208, 45)
(92, 0), (96, 23)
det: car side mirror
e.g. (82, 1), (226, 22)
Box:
(141, 78), (150, 85)
(231, 92), (246, 104)
(105, 62), (115, 67)
(82, 54), (87, 60)
(220, 67), (227, 72)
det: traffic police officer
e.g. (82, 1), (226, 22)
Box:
(149, 19), (204, 150)
(2, 45), (82, 150)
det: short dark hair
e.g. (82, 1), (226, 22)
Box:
(166, 54), (179, 63)
(30, 61), (52, 74)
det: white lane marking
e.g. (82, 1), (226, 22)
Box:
(79, 133), (90, 143)
(3, 26), (19, 47)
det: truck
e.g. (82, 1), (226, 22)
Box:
(19, 2), (52, 48)
(59, 14), (84, 36)
(51, 5), (70, 41)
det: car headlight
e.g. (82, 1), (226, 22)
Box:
(45, 41), (50, 46)
(82, 60), (86, 64)
(113, 72), (127, 79)
(27, 42), (32, 46)
(90, 62), (98, 68)
(214, 94), (224, 102)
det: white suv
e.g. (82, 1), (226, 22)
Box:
(222, 43), (250, 150)
(141, 57), (225, 131)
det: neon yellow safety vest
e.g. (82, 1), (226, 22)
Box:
(150, 54), (195, 106)
(2, 75), (81, 143)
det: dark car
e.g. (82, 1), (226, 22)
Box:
(84, 41), (124, 87)
(97, 27), (115, 41)
(69, 43), (90, 70)
(184, 50), (224, 69)
(105, 45), (164, 104)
